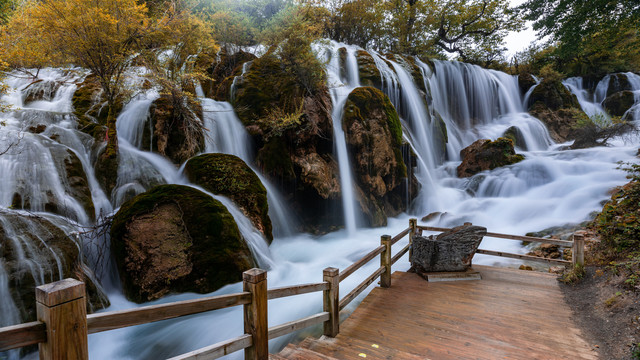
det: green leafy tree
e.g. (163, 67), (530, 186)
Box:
(519, 0), (640, 75)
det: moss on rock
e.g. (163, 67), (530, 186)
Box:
(603, 91), (635, 117)
(356, 50), (381, 89)
(185, 154), (273, 242)
(64, 150), (95, 220)
(528, 78), (580, 111)
(111, 184), (255, 303)
(72, 75), (121, 141)
(457, 138), (525, 178)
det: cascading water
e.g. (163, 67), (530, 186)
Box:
(2, 46), (640, 360)
(321, 42), (363, 234)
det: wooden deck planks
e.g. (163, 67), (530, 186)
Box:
(312, 266), (597, 360)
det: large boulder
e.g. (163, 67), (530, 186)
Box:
(409, 224), (487, 273)
(110, 185), (256, 303)
(603, 91), (635, 117)
(0, 212), (108, 324)
(342, 87), (417, 226)
(233, 53), (343, 233)
(457, 138), (524, 178)
(197, 49), (257, 101)
(606, 73), (632, 97)
(527, 78), (587, 143)
(142, 95), (205, 165)
(184, 153), (273, 242)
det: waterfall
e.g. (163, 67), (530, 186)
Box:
(3, 50), (640, 360)
(321, 42), (362, 234)
(563, 77), (610, 122)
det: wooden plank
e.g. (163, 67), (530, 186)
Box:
(268, 283), (328, 300)
(167, 334), (252, 360)
(390, 243), (410, 265)
(339, 266), (386, 311)
(426, 270), (481, 282)
(476, 249), (571, 265)
(0, 321), (47, 351)
(390, 228), (410, 245)
(268, 312), (329, 339)
(323, 269), (597, 360)
(87, 292), (251, 334)
(418, 226), (573, 247)
(338, 245), (385, 282)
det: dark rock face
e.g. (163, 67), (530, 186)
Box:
(518, 73), (537, 96)
(343, 87), (417, 226)
(233, 54), (342, 233)
(606, 73), (632, 97)
(110, 185), (256, 303)
(356, 50), (381, 89)
(22, 79), (62, 104)
(0, 213), (108, 323)
(502, 126), (527, 150)
(410, 224), (487, 273)
(72, 74), (120, 141)
(185, 153), (273, 242)
(603, 91), (635, 117)
(198, 49), (257, 101)
(143, 95), (205, 164)
(457, 138), (524, 178)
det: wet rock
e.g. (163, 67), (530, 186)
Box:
(457, 138), (525, 178)
(603, 91), (635, 117)
(0, 212), (108, 323)
(606, 73), (632, 97)
(519, 265), (534, 271)
(503, 126), (527, 150)
(198, 49), (256, 101)
(22, 79), (62, 104)
(409, 224), (487, 273)
(527, 77), (588, 143)
(27, 124), (47, 134)
(110, 185), (256, 303)
(63, 150), (95, 221)
(185, 153), (273, 242)
(342, 86), (417, 226)
(143, 95), (205, 164)
(356, 50), (381, 89)
(72, 74), (118, 141)
(518, 73), (537, 95)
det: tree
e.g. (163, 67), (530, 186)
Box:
(519, 0), (640, 75)
(433, 0), (523, 64)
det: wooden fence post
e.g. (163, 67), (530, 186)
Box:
(380, 235), (392, 288)
(323, 267), (339, 337)
(572, 234), (585, 267)
(36, 278), (88, 360)
(409, 218), (417, 260)
(243, 269), (268, 360)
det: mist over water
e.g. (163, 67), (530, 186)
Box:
(1, 45), (639, 359)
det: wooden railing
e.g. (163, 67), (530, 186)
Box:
(0, 218), (585, 360)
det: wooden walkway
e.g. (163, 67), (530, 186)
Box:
(273, 265), (597, 360)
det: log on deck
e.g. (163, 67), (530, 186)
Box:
(274, 265), (597, 360)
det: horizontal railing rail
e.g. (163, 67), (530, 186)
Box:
(0, 218), (585, 360)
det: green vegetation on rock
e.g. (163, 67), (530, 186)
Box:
(457, 137), (524, 178)
(185, 153), (272, 242)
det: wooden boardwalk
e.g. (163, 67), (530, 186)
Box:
(273, 265), (597, 360)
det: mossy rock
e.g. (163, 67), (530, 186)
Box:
(518, 73), (537, 95)
(199, 49), (256, 101)
(528, 78), (580, 111)
(143, 95), (205, 164)
(603, 91), (635, 117)
(94, 149), (119, 199)
(606, 73), (632, 97)
(457, 138), (525, 178)
(185, 154), (273, 242)
(432, 111), (448, 162)
(72, 75), (121, 141)
(0, 213), (108, 323)
(342, 87), (412, 226)
(22, 79), (62, 104)
(110, 185), (256, 303)
(338, 47), (348, 81)
(356, 50), (381, 89)
(529, 103), (589, 142)
(502, 126), (527, 150)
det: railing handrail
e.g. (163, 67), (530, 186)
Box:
(0, 219), (585, 360)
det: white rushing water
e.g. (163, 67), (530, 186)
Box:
(2, 48), (640, 360)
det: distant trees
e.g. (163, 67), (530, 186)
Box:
(312, 0), (523, 65)
(519, 0), (640, 76)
